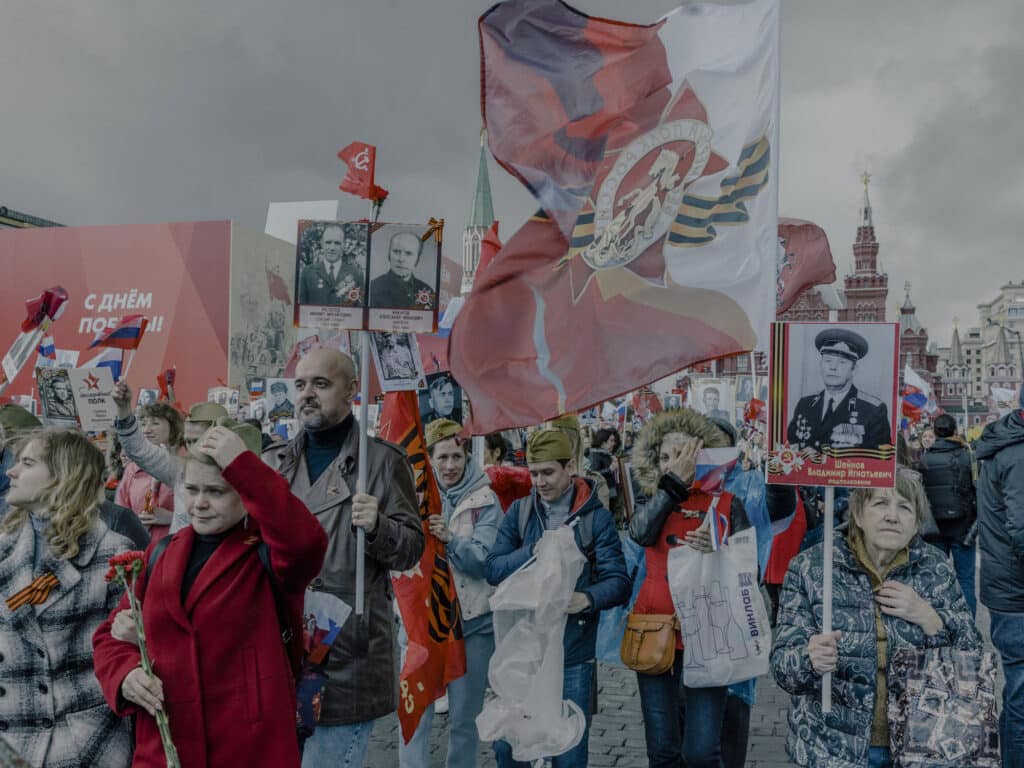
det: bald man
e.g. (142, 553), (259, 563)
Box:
(262, 348), (423, 766)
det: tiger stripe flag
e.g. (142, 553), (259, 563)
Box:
(378, 390), (466, 743)
(451, 0), (780, 432)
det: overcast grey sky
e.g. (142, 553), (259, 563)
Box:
(4, 0), (1019, 347)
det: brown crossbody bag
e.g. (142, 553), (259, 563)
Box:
(620, 613), (678, 675)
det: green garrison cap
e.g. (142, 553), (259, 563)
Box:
(526, 429), (574, 463)
(187, 401), (229, 424)
(424, 419), (462, 449)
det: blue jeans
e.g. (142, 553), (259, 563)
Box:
(301, 719), (374, 768)
(400, 630), (495, 768)
(867, 746), (892, 768)
(493, 660), (594, 768)
(635, 655), (729, 768)
(934, 538), (977, 616)
(991, 609), (1024, 768)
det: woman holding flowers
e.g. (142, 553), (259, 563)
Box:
(93, 422), (327, 768)
(0, 429), (133, 767)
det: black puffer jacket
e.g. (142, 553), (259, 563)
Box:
(975, 409), (1024, 612)
(918, 438), (975, 542)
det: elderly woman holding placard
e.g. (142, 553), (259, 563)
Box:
(771, 468), (980, 768)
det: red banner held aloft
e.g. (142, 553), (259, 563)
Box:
(378, 391), (466, 743)
(337, 142), (389, 203)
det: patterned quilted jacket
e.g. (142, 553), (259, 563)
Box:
(770, 531), (980, 767)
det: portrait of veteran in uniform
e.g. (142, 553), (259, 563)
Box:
(786, 328), (892, 452)
(298, 222), (366, 307)
(369, 229), (436, 310)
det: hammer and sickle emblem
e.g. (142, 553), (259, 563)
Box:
(352, 148), (371, 171)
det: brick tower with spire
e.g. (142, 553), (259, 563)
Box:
(839, 173), (888, 322)
(461, 129), (495, 295)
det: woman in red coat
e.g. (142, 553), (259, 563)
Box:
(93, 423), (328, 768)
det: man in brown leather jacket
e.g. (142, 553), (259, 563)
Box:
(264, 348), (423, 766)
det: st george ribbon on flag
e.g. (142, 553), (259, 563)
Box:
(450, 0), (780, 433)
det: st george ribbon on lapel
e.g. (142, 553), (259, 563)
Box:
(6, 571), (59, 611)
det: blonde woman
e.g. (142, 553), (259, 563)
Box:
(0, 429), (132, 767)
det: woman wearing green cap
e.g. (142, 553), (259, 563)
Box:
(400, 419), (503, 768)
(93, 422), (328, 768)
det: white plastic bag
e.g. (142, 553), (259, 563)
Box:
(476, 527), (588, 762)
(667, 528), (770, 688)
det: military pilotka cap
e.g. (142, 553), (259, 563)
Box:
(188, 417), (263, 465)
(188, 402), (229, 424)
(425, 419), (461, 449)
(548, 414), (580, 432)
(0, 405), (41, 442)
(815, 328), (869, 363)
(526, 429), (574, 463)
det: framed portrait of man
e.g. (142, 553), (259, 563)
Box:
(136, 388), (160, 408)
(265, 379), (297, 422)
(693, 379), (735, 424)
(36, 367), (78, 425)
(367, 222), (441, 334)
(369, 332), (425, 392)
(766, 321), (898, 488)
(294, 220), (370, 331)
(418, 372), (464, 426)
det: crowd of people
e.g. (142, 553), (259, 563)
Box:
(0, 346), (1020, 768)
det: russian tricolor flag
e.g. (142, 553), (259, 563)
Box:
(82, 348), (123, 382)
(89, 314), (148, 351)
(35, 336), (57, 368)
(693, 448), (740, 551)
(901, 365), (936, 424)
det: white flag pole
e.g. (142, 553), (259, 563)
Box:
(821, 486), (835, 713)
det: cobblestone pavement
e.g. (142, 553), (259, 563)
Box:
(363, 567), (996, 767)
(364, 663), (794, 767)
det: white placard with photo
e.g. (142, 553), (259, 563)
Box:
(369, 332), (426, 392)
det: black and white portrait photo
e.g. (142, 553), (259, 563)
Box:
(693, 379), (735, 424)
(783, 324), (896, 453)
(265, 379), (297, 422)
(136, 388), (159, 408)
(419, 372), (463, 425)
(296, 221), (369, 308)
(735, 376), (755, 403)
(369, 332), (425, 392)
(369, 226), (438, 311)
(36, 367), (78, 424)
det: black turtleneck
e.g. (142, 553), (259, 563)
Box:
(181, 530), (232, 602)
(305, 413), (354, 484)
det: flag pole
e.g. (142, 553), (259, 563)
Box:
(750, 351), (758, 404)
(355, 199), (376, 617)
(822, 486), (834, 713)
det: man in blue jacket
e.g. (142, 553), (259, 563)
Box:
(976, 399), (1024, 768)
(486, 429), (629, 768)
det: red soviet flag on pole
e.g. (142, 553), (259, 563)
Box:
(451, 0), (780, 433)
(337, 142), (389, 203)
(379, 391), (466, 743)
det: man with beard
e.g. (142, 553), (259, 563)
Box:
(263, 347), (423, 767)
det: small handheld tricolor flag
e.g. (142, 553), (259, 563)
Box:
(81, 348), (124, 382)
(89, 315), (148, 350)
(707, 496), (731, 552)
(693, 447), (740, 552)
(35, 336), (57, 369)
